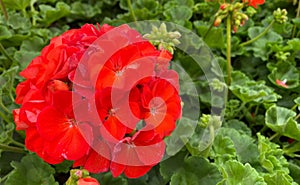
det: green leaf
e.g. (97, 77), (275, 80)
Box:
(268, 62), (299, 89)
(247, 27), (283, 61)
(160, 151), (186, 181)
(219, 160), (266, 185)
(7, 13), (31, 30)
(217, 128), (259, 165)
(163, 6), (192, 25)
(70, 2), (102, 19)
(0, 26), (12, 41)
(2, 0), (30, 10)
(230, 71), (281, 103)
(194, 21), (225, 49)
(186, 116), (222, 157)
(92, 172), (128, 185)
(263, 171), (297, 185)
(5, 154), (58, 185)
(170, 156), (222, 185)
(265, 106), (300, 141)
(165, 117), (196, 156)
(53, 160), (73, 174)
(289, 160), (300, 184)
(224, 119), (252, 136)
(257, 133), (289, 173)
(39, 2), (71, 27)
(211, 134), (237, 165)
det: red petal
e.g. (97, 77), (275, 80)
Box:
(124, 165), (152, 178)
(78, 177), (100, 185)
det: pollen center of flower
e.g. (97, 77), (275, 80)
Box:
(109, 108), (116, 116)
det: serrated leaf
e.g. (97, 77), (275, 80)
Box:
(219, 160), (266, 185)
(7, 13), (31, 30)
(263, 171), (296, 185)
(39, 2), (70, 27)
(163, 6), (192, 25)
(217, 127), (259, 165)
(70, 2), (102, 19)
(170, 156), (222, 185)
(230, 71), (280, 103)
(257, 133), (289, 173)
(211, 134), (236, 165)
(5, 154), (58, 185)
(265, 106), (300, 141)
(224, 119), (252, 136)
(2, 0), (30, 10)
(247, 27), (283, 61)
(0, 26), (12, 40)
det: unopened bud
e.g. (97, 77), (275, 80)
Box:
(220, 3), (228, 10)
(214, 17), (222, 27)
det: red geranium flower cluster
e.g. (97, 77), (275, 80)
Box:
(13, 23), (181, 178)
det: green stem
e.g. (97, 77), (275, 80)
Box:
(226, 15), (232, 85)
(203, 20), (214, 40)
(0, 172), (9, 183)
(0, 42), (14, 67)
(240, 20), (275, 47)
(0, 110), (10, 123)
(0, 0), (8, 21)
(292, 0), (300, 38)
(269, 132), (280, 141)
(295, 113), (300, 120)
(0, 143), (26, 153)
(291, 104), (298, 111)
(127, 0), (137, 23)
(10, 139), (25, 147)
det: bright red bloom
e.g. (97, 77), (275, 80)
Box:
(78, 177), (100, 185)
(13, 23), (181, 179)
(130, 77), (181, 138)
(110, 130), (165, 178)
(243, 0), (265, 8)
(37, 91), (92, 161)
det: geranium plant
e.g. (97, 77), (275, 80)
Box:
(0, 0), (300, 185)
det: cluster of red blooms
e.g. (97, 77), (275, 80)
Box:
(13, 23), (181, 178)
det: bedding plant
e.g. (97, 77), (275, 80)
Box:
(0, 0), (300, 184)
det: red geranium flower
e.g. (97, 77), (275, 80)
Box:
(243, 0), (265, 8)
(110, 130), (165, 178)
(13, 23), (182, 179)
(130, 77), (181, 138)
(37, 91), (92, 161)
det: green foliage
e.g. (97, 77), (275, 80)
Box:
(5, 154), (58, 185)
(0, 0), (300, 184)
(218, 160), (266, 185)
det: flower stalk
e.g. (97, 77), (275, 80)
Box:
(0, 0), (8, 21)
(0, 143), (26, 154)
(240, 20), (275, 47)
(127, 0), (137, 23)
(226, 15), (232, 85)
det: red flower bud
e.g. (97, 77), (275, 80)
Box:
(78, 177), (100, 185)
(214, 17), (222, 27)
